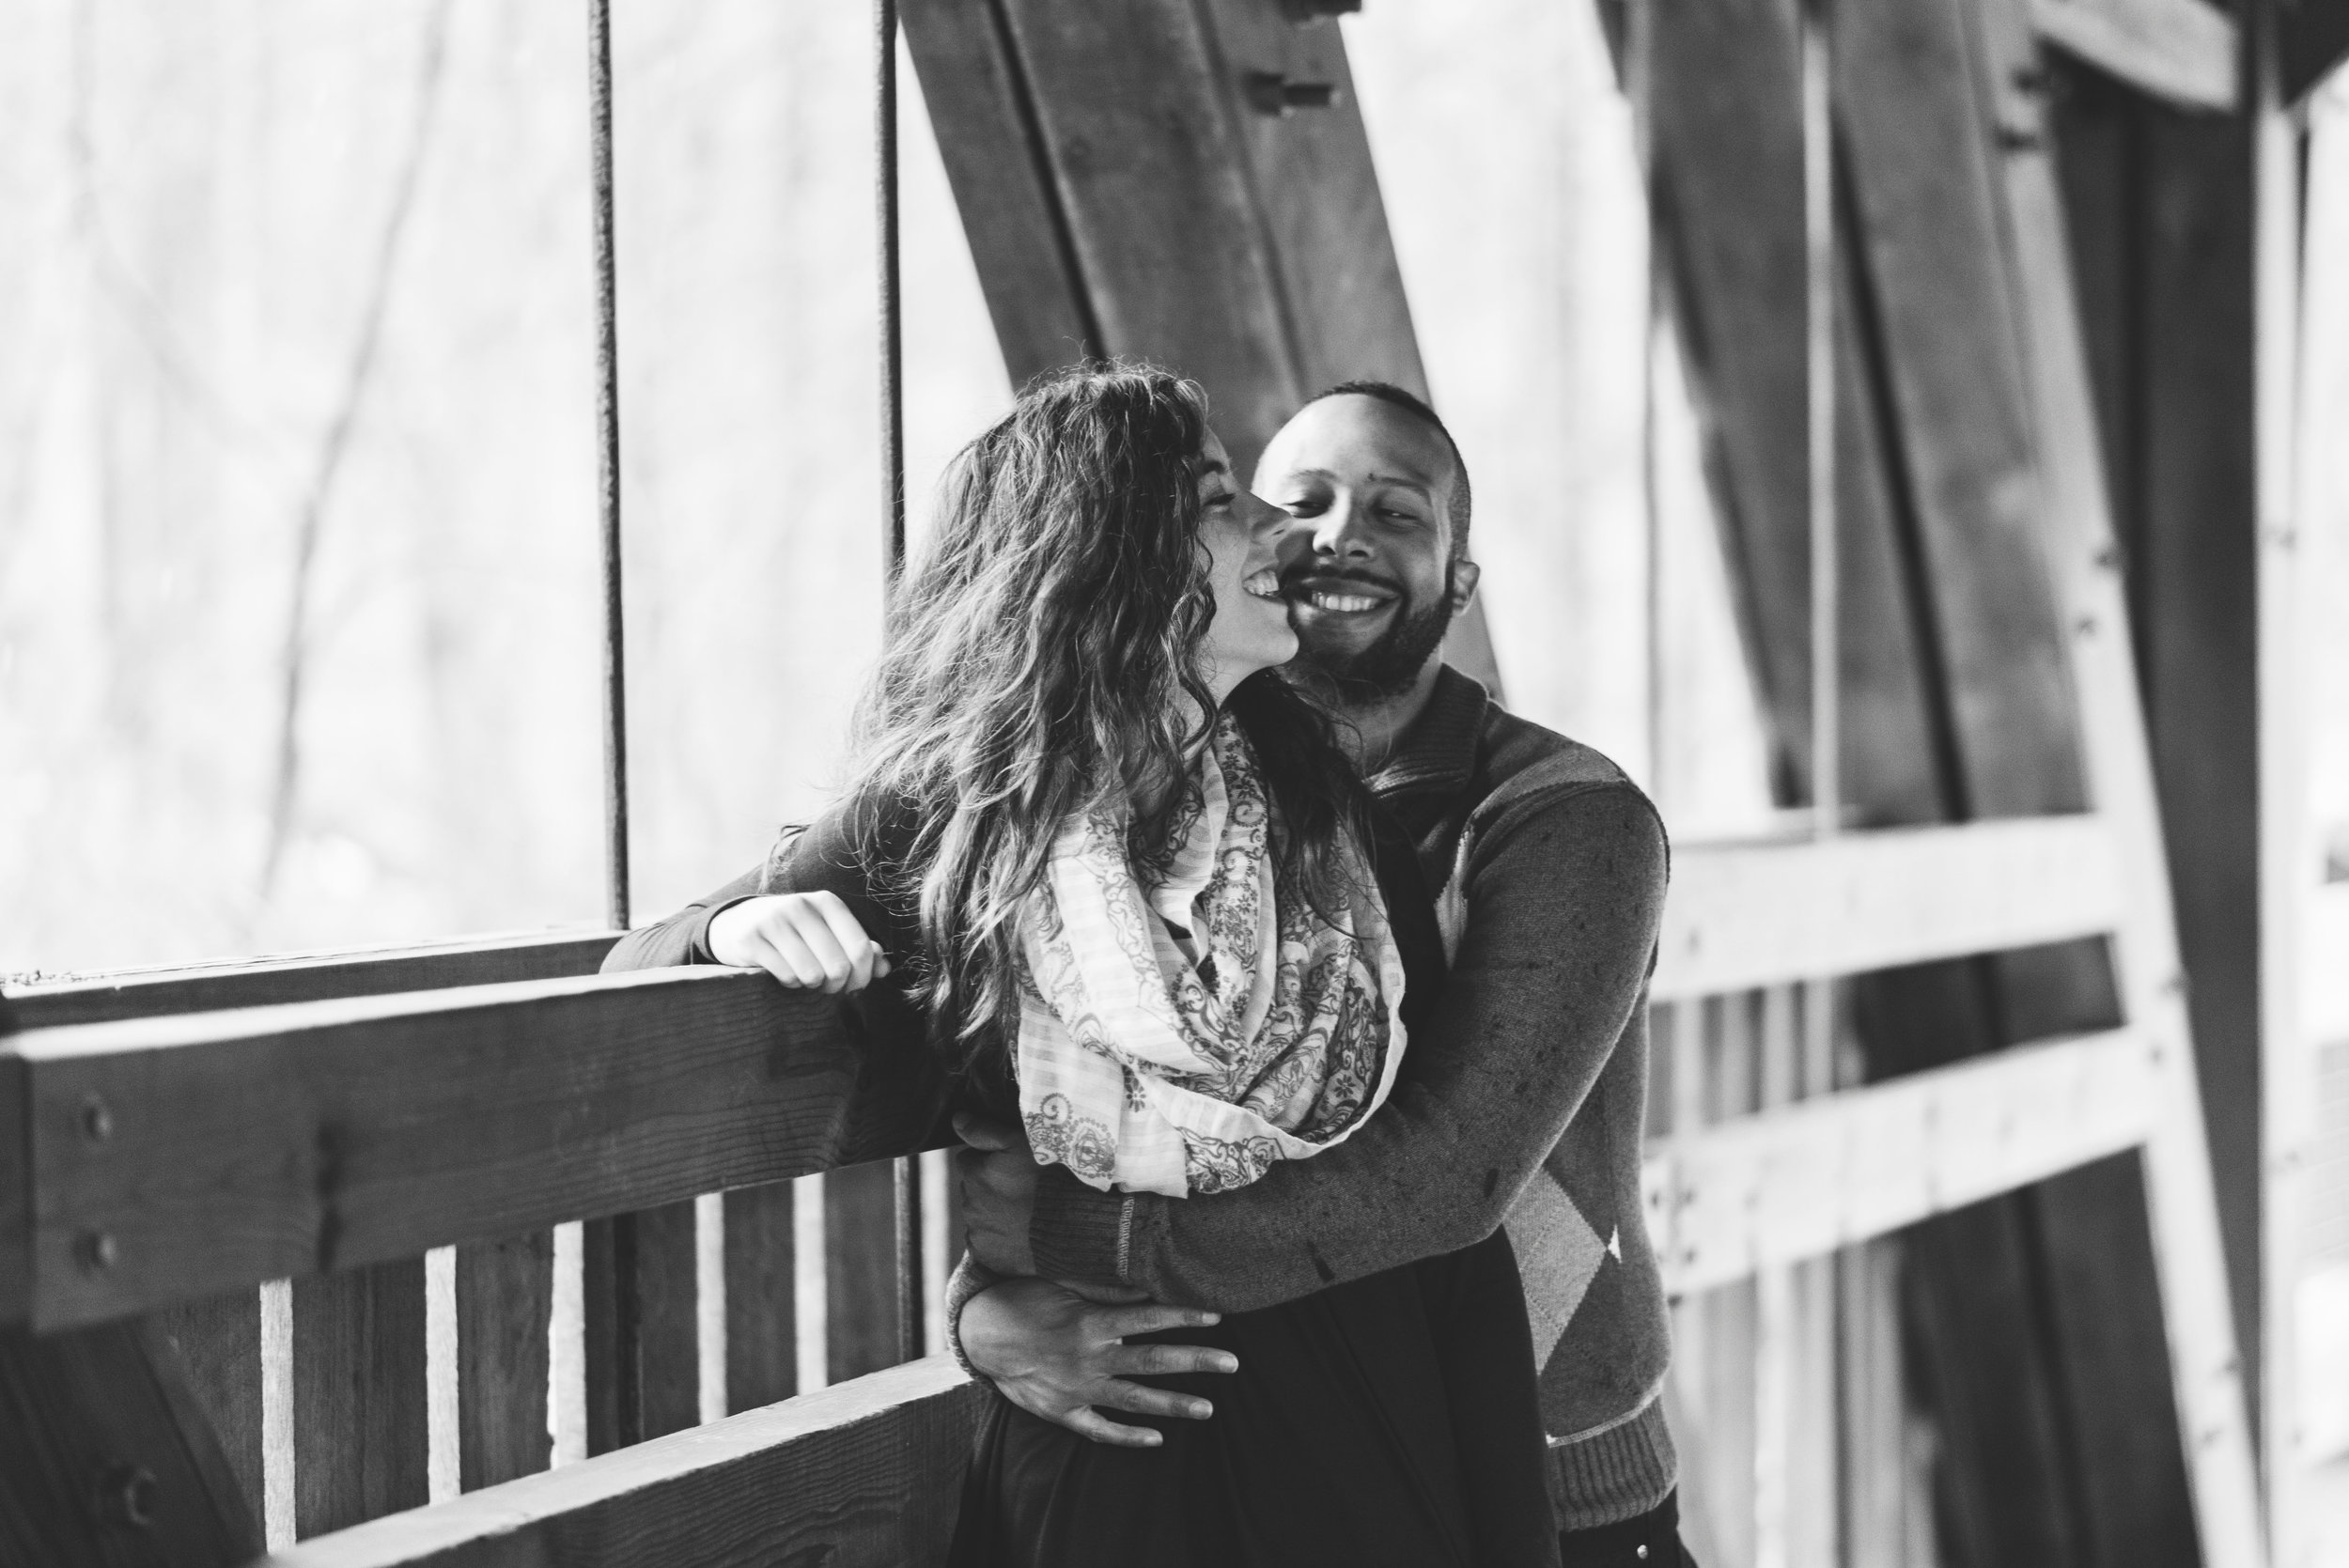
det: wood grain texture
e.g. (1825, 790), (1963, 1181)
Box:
(454, 1233), (550, 1491)
(582, 1203), (700, 1456)
(2049, 52), (2266, 1421)
(825, 1160), (903, 1386)
(12, 967), (945, 1330)
(1653, 815), (2123, 1000)
(152, 1289), (265, 1534)
(260, 1357), (983, 1568)
(292, 1262), (428, 1540)
(1647, 1028), (2159, 1292)
(2030, 0), (2237, 110)
(721, 1182), (798, 1414)
(0, 1317), (261, 1567)
(1, 934), (620, 1032)
(1652, 0), (1945, 819)
(1970, 0), (2263, 1553)
(1836, 0), (2092, 825)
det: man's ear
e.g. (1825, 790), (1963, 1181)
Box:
(1445, 558), (1482, 614)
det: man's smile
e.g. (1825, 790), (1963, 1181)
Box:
(1285, 574), (1400, 618)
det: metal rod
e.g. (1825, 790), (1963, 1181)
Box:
(589, 0), (629, 932)
(1630, 0), (1665, 814)
(1802, 0), (1838, 836)
(878, 0), (907, 578)
(877, 0), (922, 1364)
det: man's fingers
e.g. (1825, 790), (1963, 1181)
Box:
(1091, 1377), (1215, 1421)
(1106, 1341), (1240, 1379)
(1060, 1406), (1166, 1450)
(1099, 1302), (1222, 1341)
(953, 1113), (1022, 1153)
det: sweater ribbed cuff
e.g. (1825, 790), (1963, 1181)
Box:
(1548, 1395), (1678, 1531)
(941, 1250), (1001, 1377)
(1029, 1174), (1134, 1290)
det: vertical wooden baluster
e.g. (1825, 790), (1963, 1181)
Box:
(724, 1182), (801, 1412)
(290, 1262), (428, 1538)
(456, 1231), (552, 1490)
(829, 1160), (906, 1384)
(583, 1202), (699, 1454)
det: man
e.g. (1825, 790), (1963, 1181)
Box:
(950, 383), (1687, 1565)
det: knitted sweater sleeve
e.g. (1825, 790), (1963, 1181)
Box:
(1025, 781), (1667, 1310)
(599, 865), (766, 972)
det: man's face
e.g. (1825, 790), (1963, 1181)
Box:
(1254, 395), (1478, 698)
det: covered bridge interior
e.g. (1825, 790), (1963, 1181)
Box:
(3, 0), (2349, 1564)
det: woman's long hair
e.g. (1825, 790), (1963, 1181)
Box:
(842, 363), (1371, 1077)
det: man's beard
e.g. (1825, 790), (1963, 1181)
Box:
(1290, 576), (1456, 702)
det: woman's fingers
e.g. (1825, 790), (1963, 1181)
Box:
(1106, 1341), (1239, 1379)
(1058, 1406), (1167, 1450)
(777, 908), (858, 992)
(1090, 1376), (1213, 1421)
(804, 892), (879, 991)
(1100, 1302), (1223, 1342)
(755, 923), (831, 989)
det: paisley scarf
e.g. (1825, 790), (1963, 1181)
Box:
(1014, 710), (1407, 1197)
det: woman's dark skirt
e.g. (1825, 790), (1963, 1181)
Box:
(946, 1228), (1561, 1568)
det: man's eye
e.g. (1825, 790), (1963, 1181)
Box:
(1283, 497), (1327, 516)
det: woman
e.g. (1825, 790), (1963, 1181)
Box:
(603, 365), (1557, 1567)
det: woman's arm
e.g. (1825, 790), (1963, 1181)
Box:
(599, 866), (765, 971)
(600, 802), (904, 990)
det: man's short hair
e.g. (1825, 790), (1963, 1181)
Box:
(1298, 380), (1472, 558)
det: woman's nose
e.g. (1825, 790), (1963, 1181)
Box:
(1244, 490), (1291, 538)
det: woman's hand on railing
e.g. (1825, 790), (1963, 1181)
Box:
(708, 893), (892, 994)
(958, 1278), (1238, 1449)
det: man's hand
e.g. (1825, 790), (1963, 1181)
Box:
(955, 1114), (1040, 1276)
(708, 893), (890, 994)
(960, 1278), (1238, 1449)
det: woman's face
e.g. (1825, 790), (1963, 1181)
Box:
(1196, 429), (1298, 702)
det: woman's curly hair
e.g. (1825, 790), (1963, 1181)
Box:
(840, 363), (1372, 1078)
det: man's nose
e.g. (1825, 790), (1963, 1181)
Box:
(1310, 504), (1375, 559)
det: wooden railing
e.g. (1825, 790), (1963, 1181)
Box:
(0, 813), (2248, 1567)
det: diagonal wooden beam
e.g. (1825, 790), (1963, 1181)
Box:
(903, 0), (1501, 689)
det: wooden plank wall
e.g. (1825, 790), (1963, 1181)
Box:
(1648, 0), (2210, 1561)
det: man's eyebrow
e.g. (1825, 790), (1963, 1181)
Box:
(1367, 472), (1434, 498)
